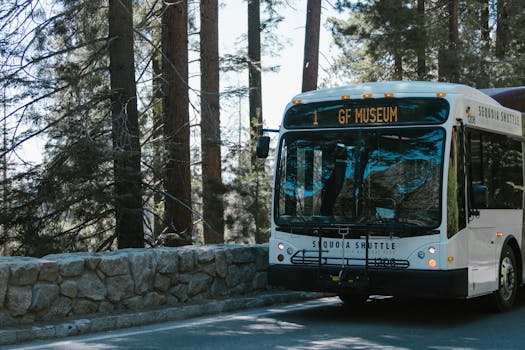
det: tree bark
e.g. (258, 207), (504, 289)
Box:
(496, 0), (509, 59)
(302, 0), (321, 92)
(393, 51), (403, 80)
(416, 0), (426, 80)
(152, 49), (163, 240)
(162, 0), (192, 246)
(108, 0), (144, 248)
(439, 0), (460, 82)
(248, 0), (268, 244)
(480, 0), (490, 50)
(448, 0), (460, 82)
(248, 0), (262, 168)
(200, 0), (224, 244)
(477, 0), (490, 87)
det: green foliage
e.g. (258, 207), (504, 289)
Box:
(329, 0), (421, 81)
(0, 0), (122, 256)
(0, 0), (308, 255)
(223, 144), (272, 244)
(328, 0), (525, 87)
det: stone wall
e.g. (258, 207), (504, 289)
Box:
(0, 245), (269, 326)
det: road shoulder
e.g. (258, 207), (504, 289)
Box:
(0, 291), (327, 346)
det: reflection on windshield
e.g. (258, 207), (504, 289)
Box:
(276, 128), (444, 229)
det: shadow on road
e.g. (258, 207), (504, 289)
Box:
(248, 289), (525, 349)
(25, 288), (525, 350)
(288, 286), (525, 327)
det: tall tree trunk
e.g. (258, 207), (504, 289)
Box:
(416, 0), (426, 80)
(439, 0), (460, 82)
(1, 89), (8, 255)
(495, 0), (509, 59)
(448, 0), (460, 82)
(438, 48), (446, 81)
(393, 51), (403, 80)
(162, 0), (192, 246)
(480, 0), (490, 51)
(248, 0), (262, 168)
(200, 0), (224, 244)
(152, 50), (163, 240)
(302, 0), (321, 92)
(248, 0), (266, 244)
(108, 0), (144, 248)
(478, 0), (490, 87)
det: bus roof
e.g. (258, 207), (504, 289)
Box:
(291, 81), (496, 105)
(480, 87), (525, 114)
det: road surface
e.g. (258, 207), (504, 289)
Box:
(6, 291), (525, 350)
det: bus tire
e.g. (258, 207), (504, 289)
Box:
(338, 293), (368, 306)
(492, 244), (518, 312)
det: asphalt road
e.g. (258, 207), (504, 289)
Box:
(6, 290), (525, 350)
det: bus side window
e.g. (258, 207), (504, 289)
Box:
(467, 129), (523, 210)
(468, 129), (485, 211)
(447, 127), (466, 238)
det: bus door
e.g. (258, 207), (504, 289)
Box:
(466, 129), (498, 295)
(466, 216), (497, 295)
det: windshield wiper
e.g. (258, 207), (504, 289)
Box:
(276, 221), (368, 237)
(276, 217), (438, 238)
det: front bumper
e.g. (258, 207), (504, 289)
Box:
(268, 264), (468, 298)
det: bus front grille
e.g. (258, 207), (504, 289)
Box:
(290, 249), (410, 269)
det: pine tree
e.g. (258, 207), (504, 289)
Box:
(496, 0), (510, 59)
(329, 0), (418, 81)
(330, 0), (525, 87)
(302, 0), (322, 92)
(108, 0), (144, 248)
(219, 1), (287, 243)
(0, 0), (121, 255)
(438, 0), (460, 82)
(248, 0), (263, 169)
(162, 0), (193, 246)
(416, 0), (427, 79)
(200, 0), (225, 244)
(475, 0), (491, 87)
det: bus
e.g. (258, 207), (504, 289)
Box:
(256, 81), (525, 311)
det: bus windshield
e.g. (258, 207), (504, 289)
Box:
(275, 128), (445, 231)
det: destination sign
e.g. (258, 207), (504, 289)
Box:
(284, 97), (449, 129)
(337, 106), (399, 124)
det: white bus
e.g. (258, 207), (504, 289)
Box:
(257, 81), (525, 311)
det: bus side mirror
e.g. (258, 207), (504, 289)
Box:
(256, 136), (271, 158)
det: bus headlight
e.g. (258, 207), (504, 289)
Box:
(278, 243), (285, 250)
(428, 259), (437, 268)
(287, 247), (294, 255)
(428, 246), (437, 254)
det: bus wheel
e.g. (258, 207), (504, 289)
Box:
(492, 244), (518, 312)
(338, 293), (368, 306)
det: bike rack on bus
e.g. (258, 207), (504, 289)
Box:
(309, 224), (372, 289)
